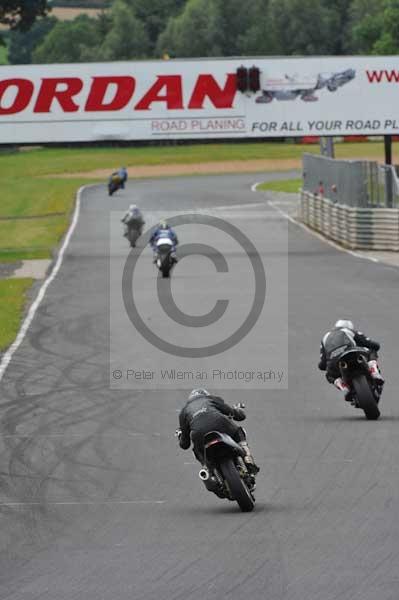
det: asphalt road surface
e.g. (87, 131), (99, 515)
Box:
(1, 173), (399, 600)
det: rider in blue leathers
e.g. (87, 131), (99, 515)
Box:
(118, 167), (128, 188)
(150, 220), (178, 262)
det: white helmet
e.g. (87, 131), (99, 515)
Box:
(129, 204), (137, 211)
(335, 319), (354, 330)
(188, 389), (210, 401)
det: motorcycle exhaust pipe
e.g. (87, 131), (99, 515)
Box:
(199, 468), (210, 481)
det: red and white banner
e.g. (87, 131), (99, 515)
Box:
(0, 57), (398, 143)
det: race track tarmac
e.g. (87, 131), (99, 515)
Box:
(1, 172), (399, 600)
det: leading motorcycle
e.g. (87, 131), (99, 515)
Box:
(198, 430), (256, 512)
(108, 174), (122, 196)
(338, 347), (382, 420)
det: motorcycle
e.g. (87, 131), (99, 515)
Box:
(123, 218), (144, 248)
(108, 175), (122, 196)
(155, 238), (175, 278)
(338, 347), (382, 420)
(198, 430), (256, 512)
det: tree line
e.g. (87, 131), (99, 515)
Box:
(4, 0), (399, 64)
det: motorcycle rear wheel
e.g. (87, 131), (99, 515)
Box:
(219, 458), (255, 512)
(353, 375), (380, 420)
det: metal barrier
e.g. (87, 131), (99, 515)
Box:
(302, 154), (378, 207)
(378, 164), (399, 208)
(300, 190), (399, 251)
(303, 154), (399, 208)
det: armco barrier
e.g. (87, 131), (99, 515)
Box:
(300, 191), (399, 251)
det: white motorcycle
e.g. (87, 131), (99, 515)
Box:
(154, 238), (176, 278)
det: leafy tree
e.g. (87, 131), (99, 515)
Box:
(349, 0), (399, 53)
(8, 16), (56, 64)
(374, 0), (399, 52)
(347, 0), (384, 52)
(213, 0), (262, 55)
(321, 0), (353, 54)
(156, 0), (223, 58)
(351, 14), (384, 52)
(124, 0), (186, 52)
(99, 0), (150, 59)
(235, 0), (276, 55)
(96, 9), (113, 38)
(267, 0), (335, 55)
(33, 14), (99, 63)
(0, 0), (49, 32)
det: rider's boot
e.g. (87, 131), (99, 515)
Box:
(368, 360), (385, 383)
(239, 441), (260, 474)
(334, 377), (352, 403)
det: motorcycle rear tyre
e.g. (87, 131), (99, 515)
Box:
(219, 458), (255, 512)
(353, 375), (380, 420)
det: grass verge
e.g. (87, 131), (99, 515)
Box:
(257, 178), (302, 193)
(0, 141), (395, 178)
(0, 178), (91, 261)
(0, 278), (33, 352)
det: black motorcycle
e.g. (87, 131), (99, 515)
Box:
(338, 347), (381, 420)
(155, 239), (175, 278)
(123, 219), (144, 248)
(198, 431), (256, 512)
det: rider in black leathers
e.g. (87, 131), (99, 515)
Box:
(318, 319), (384, 400)
(177, 389), (259, 473)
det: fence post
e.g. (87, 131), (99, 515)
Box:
(384, 135), (394, 208)
(384, 166), (394, 208)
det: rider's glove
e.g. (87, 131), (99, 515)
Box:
(175, 429), (182, 441)
(233, 402), (246, 410)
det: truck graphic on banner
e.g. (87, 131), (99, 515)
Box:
(255, 68), (356, 103)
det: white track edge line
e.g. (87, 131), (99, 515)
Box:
(251, 182), (381, 265)
(267, 199), (380, 263)
(0, 500), (165, 506)
(0, 185), (89, 383)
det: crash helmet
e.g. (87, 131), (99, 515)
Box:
(334, 319), (354, 330)
(188, 389), (210, 401)
(129, 204), (137, 211)
(159, 219), (170, 230)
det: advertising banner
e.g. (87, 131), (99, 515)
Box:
(0, 56), (398, 143)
